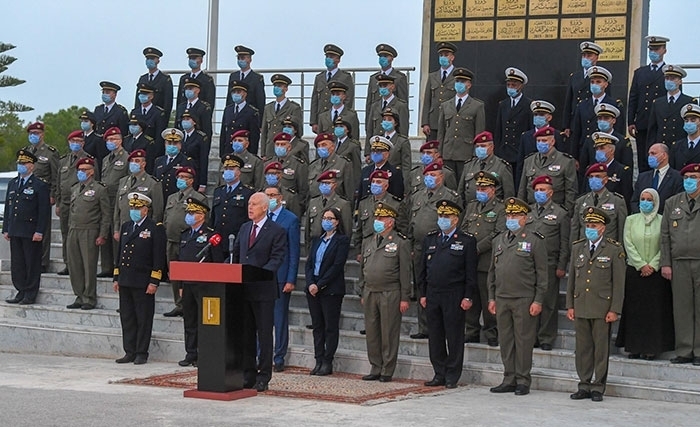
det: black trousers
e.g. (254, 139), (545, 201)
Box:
(426, 289), (466, 384)
(118, 286), (155, 357)
(242, 299), (275, 385)
(635, 129), (651, 173)
(306, 293), (343, 363)
(181, 282), (203, 359)
(10, 236), (42, 301)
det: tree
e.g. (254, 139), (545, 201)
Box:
(38, 106), (89, 155)
(0, 42), (32, 170)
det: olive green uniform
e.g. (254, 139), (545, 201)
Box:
(365, 97), (409, 145)
(259, 99), (303, 159)
(518, 149), (578, 212)
(113, 172), (164, 234)
(335, 137), (363, 187)
(385, 132), (413, 189)
(409, 165), (458, 194)
(318, 108), (360, 141)
(307, 153), (355, 201)
(100, 147), (130, 273)
(237, 150), (264, 190)
(25, 142), (60, 268)
(305, 193), (352, 248)
(458, 155), (515, 203)
(421, 69), (456, 138)
(352, 194), (409, 248)
(56, 150), (93, 265)
(264, 155), (309, 218)
(571, 189), (627, 242)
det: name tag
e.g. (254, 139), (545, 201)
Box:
(596, 256), (611, 263)
(385, 242), (397, 253)
(547, 165), (561, 172)
(601, 203), (615, 211)
(450, 243), (464, 251)
(139, 229), (151, 239)
(137, 186), (149, 192)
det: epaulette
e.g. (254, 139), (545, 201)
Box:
(154, 105), (165, 113)
(118, 104), (128, 112)
(461, 230), (475, 238)
(444, 164), (455, 172)
(46, 145), (57, 152)
(287, 188), (297, 194)
(613, 192), (625, 199)
(340, 155), (352, 163)
(156, 222), (163, 226)
(396, 232), (407, 239)
(243, 184), (255, 190)
(181, 227), (190, 234)
(426, 229), (439, 236)
(293, 154), (306, 164)
(411, 164), (423, 171)
(446, 188), (460, 198)
(626, 140), (632, 147)
(606, 237), (622, 246)
(392, 194), (403, 202)
(186, 156), (193, 161)
(257, 74), (264, 82)
(203, 73), (214, 81)
(145, 135), (154, 141)
(249, 105), (260, 113)
(196, 130), (207, 137)
(524, 152), (537, 159)
(561, 152), (574, 159)
(616, 99), (624, 108)
(499, 158), (511, 166)
(572, 238), (587, 244)
(60, 153), (69, 159)
(310, 194), (321, 199)
(95, 181), (106, 187)
(533, 231), (545, 239)
(165, 75), (172, 82)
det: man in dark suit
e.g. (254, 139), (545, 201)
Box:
(632, 143), (683, 214)
(648, 65), (693, 147)
(263, 186), (301, 372)
(93, 81), (130, 136)
(3, 150), (51, 305)
(177, 47), (216, 110)
(220, 80), (261, 155)
(131, 83), (168, 157)
(227, 45), (265, 120)
(232, 192), (287, 392)
(515, 100), (565, 189)
(562, 42), (603, 138)
(495, 67), (532, 184)
(153, 128), (196, 201)
(113, 193), (166, 365)
(123, 115), (158, 174)
(179, 112), (210, 193)
(671, 103), (700, 170)
(175, 79), (213, 142)
(628, 36), (669, 172)
(135, 47), (173, 116)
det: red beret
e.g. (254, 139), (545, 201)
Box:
(420, 140), (440, 151)
(128, 149), (147, 161)
(27, 121), (45, 132)
(75, 157), (95, 169)
(534, 126), (557, 138)
(231, 129), (250, 140)
(423, 161), (443, 175)
(314, 133), (334, 146)
(531, 175), (553, 189)
(67, 130), (84, 140)
(103, 127), (121, 139)
(264, 161), (283, 173)
(317, 170), (338, 181)
(585, 162), (608, 176)
(680, 163), (700, 175)
(369, 169), (390, 181)
(176, 166), (196, 177)
(473, 131), (494, 144)
(273, 132), (292, 142)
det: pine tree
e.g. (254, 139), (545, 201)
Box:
(0, 42), (32, 169)
(0, 42), (32, 113)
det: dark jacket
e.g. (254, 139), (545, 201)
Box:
(305, 233), (350, 296)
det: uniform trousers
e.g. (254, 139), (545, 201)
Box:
(99, 196), (116, 273)
(58, 202), (70, 263)
(635, 130), (650, 173)
(273, 282), (292, 365)
(306, 293), (343, 363)
(166, 241), (183, 308)
(426, 288), (466, 384)
(363, 288), (402, 377)
(242, 299), (275, 385)
(574, 317), (611, 393)
(412, 246), (429, 335)
(41, 220), (51, 268)
(9, 236), (42, 301)
(537, 264), (559, 346)
(465, 271), (498, 342)
(181, 282), (203, 360)
(670, 259), (700, 358)
(66, 228), (99, 305)
(118, 286), (155, 358)
(496, 296), (538, 386)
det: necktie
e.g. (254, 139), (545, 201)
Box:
(333, 110), (339, 122)
(321, 198), (327, 207)
(442, 70), (447, 83)
(382, 100), (387, 111)
(227, 186), (232, 194)
(184, 133), (189, 144)
(511, 99), (516, 109)
(187, 102), (192, 110)
(19, 178), (25, 188)
(275, 103), (280, 113)
(593, 193), (599, 206)
(249, 223), (258, 247)
(79, 184), (85, 193)
(189, 228), (195, 239)
(594, 98), (599, 106)
(590, 244), (596, 257)
(690, 198), (696, 211)
(109, 153), (115, 162)
(321, 159), (327, 169)
(143, 108), (147, 116)
(178, 192), (184, 201)
(442, 234), (449, 244)
(652, 170), (659, 190)
(241, 72), (245, 80)
(690, 141), (696, 150)
(71, 155), (76, 165)
(541, 156), (547, 166)
(327, 71), (332, 81)
(104, 106), (108, 114)
(376, 235), (383, 248)
(669, 96), (675, 105)
(234, 105), (239, 115)
(456, 98), (463, 112)
(149, 74), (154, 82)
(191, 73), (195, 78)
(427, 191), (433, 199)
(479, 161), (486, 170)
(651, 65), (657, 72)
(268, 212), (274, 221)
(130, 176), (136, 187)
(508, 233), (515, 243)
(537, 205), (544, 216)
(167, 157), (172, 165)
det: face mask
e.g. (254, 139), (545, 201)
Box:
(536, 141), (550, 154)
(129, 162), (141, 174)
(588, 176), (604, 192)
(475, 146), (488, 159)
(274, 146), (288, 157)
(476, 190), (489, 203)
(273, 86), (284, 97)
(101, 93), (112, 104)
(330, 95), (342, 106)
(597, 120), (612, 132)
(28, 134), (40, 145)
(129, 125), (141, 135)
(595, 150), (608, 163)
(181, 120), (194, 131)
(581, 57), (593, 69)
(165, 145), (179, 156)
(454, 81), (467, 94)
(664, 80), (678, 92)
(506, 218), (521, 232)
(437, 217), (452, 232)
(80, 121), (91, 132)
(684, 177), (698, 194)
(378, 56), (390, 69)
(373, 219), (385, 234)
(438, 56), (450, 68)
(321, 219), (335, 232)
(222, 169), (236, 182)
(69, 142), (82, 152)
(333, 126), (346, 138)
(184, 213), (196, 226)
(188, 59), (198, 69)
(184, 89), (195, 100)
(17, 164), (28, 175)
(319, 182), (332, 196)
(145, 58), (156, 70)
(639, 200), (654, 214)
(370, 152), (384, 164)
(590, 84), (603, 96)
(265, 174), (279, 186)
(420, 153), (434, 166)
(370, 183), (383, 196)
(507, 87), (518, 98)
(106, 142), (117, 151)
(317, 147), (330, 159)
(237, 59), (248, 69)
(378, 87), (390, 97)
(138, 94), (150, 104)
(76, 170), (88, 182)
(534, 190), (549, 205)
(324, 57), (335, 69)
(381, 120), (394, 132)
(176, 178), (188, 191)
(129, 209), (143, 223)
(232, 141), (244, 153)
(684, 122), (698, 135)
(268, 198), (278, 212)
(533, 116), (547, 128)
(647, 155), (659, 169)
(649, 51), (661, 63)
(282, 126), (294, 136)
(231, 93), (243, 104)
(585, 227), (600, 241)
(423, 175), (437, 189)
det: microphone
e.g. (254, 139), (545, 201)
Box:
(228, 234), (235, 264)
(196, 233), (222, 260)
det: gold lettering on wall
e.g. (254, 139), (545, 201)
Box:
(466, 0), (496, 18)
(560, 18), (592, 39)
(465, 20), (495, 40)
(435, 0), (464, 19)
(496, 19), (526, 40)
(434, 21), (464, 41)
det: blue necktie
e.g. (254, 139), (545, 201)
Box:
(652, 170), (659, 190)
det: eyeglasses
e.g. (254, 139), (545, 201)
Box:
(321, 216), (337, 221)
(265, 193), (281, 198)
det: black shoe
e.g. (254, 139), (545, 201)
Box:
(410, 333), (429, 339)
(490, 383), (516, 393)
(570, 389), (591, 400)
(533, 340), (540, 348)
(487, 339), (499, 347)
(362, 374), (380, 381)
(41, 266), (47, 274)
(310, 362), (322, 375)
(254, 381), (269, 392)
(5, 295), (22, 304)
(514, 384), (530, 395)
(66, 302), (82, 309)
(591, 391), (604, 402)
(115, 354), (136, 364)
(359, 329), (366, 335)
(464, 337), (480, 344)
(81, 304), (95, 310)
(378, 376), (392, 382)
(642, 354), (656, 361)
(133, 356), (147, 365)
(178, 358), (197, 367)
(693, 357), (700, 366)
(316, 362), (332, 376)
(243, 381), (255, 389)
(670, 356), (693, 364)
(627, 353), (641, 359)
(305, 324), (313, 329)
(540, 343), (552, 351)
(424, 377), (446, 387)
(19, 298), (35, 305)
(163, 308), (183, 317)
(273, 363), (285, 373)
(57, 268), (69, 276)
(445, 382), (458, 389)
(96, 271), (112, 278)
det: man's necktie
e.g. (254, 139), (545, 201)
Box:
(19, 178), (25, 189)
(537, 206), (544, 216)
(149, 74), (154, 82)
(382, 100), (387, 110)
(590, 244), (596, 258)
(130, 176), (136, 187)
(109, 153), (115, 162)
(669, 97), (675, 105)
(690, 141), (696, 150)
(79, 184), (85, 193)
(249, 224), (258, 247)
(508, 233), (515, 243)
(376, 235), (383, 248)
(594, 99), (599, 106)
(167, 157), (172, 165)
(651, 65), (657, 72)
(104, 106), (108, 114)
(511, 99), (516, 109)
(333, 110), (339, 122)
(480, 161), (486, 170)
(70, 155), (76, 165)
(268, 212), (274, 221)
(276, 103), (280, 113)
(427, 191), (433, 199)
(442, 234), (449, 244)
(541, 156), (547, 166)
(321, 198), (327, 207)
(227, 186), (232, 194)
(456, 98), (463, 112)
(241, 72), (245, 80)
(189, 228), (195, 239)
(187, 102), (192, 110)
(321, 159), (327, 169)
(652, 170), (659, 190)
(143, 108), (147, 116)
(234, 105), (239, 115)
(327, 71), (332, 81)
(191, 73), (195, 78)
(594, 193), (599, 206)
(442, 70), (447, 83)
(690, 198), (696, 211)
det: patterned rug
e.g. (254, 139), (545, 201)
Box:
(113, 366), (456, 405)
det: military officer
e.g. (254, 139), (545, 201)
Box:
(583, 132), (633, 208)
(365, 74), (409, 145)
(367, 43), (409, 108)
(572, 163), (627, 242)
(353, 169), (409, 249)
(317, 81), (360, 141)
(261, 162), (301, 220)
(228, 45), (265, 116)
(380, 109), (412, 188)
(461, 171), (505, 345)
(567, 207), (625, 402)
(562, 41), (603, 137)
(226, 129), (263, 189)
(220, 80), (261, 155)
(357, 136), (404, 200)
(153, 128), (196, 202)
(308, 133), (355, 200)
(332, 116), (363, 183)
(628, 36), (669, 172)
(310, 44), (355, 134)
(264, 132), (308, 217)
(130, 82), (168, 156)
(123, 114), (158, 173)
(494, 67), (533, 181)
(459, 131), (514, 203)
(179, 110), (210, 192)
(420, 199), (477, 389)
(93, 81), (130, 136)
(358, 203), (411, 382)
(113, 193), (166, 365)
(176, 79), (213, 143)
(260, 74), (303, 159)
(648, 64), (694, 147)
(487, 198), (547, 396)
(135, 47), (174, 115)
(280, 116), (310, 163)
(55, 130), (93, 275)
(579, 103), (634, 177)
(408, 161), (462, 339)
(305, 170), (353, 249)
(518, 126), (578, 212)
(66, 158), (110, 310)
(421, 42), (458, 140)
(2, 150), (50, 305)
(671, 103), (700, 169)
(528, 176), (570, 350)
(80, 110), (106, 168)
(437, 67), (486, 179)
(177, 47), (216, 109)
(410, 140), (457, 193)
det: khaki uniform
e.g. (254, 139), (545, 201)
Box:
(518, 149), (578, 212)
(238, 150), (264, 190)
(437, 96), (486, 164)
(259, 99), (303, 159)
(335, 137), (363, 186)
(352, 194), (409, 248)
(113, 173), (164, 233)
(309, 70), (355, 126)
(571, 189), (627, 242)
(305, 193), (352, 248)
(409, 165), (458, 194)
(367, 68), (408, 108)
(289, 136), (310, 164)
(385, 132), (413, 189)
(264, 155), (309, 218)
(318, 107), (360, 141)
(99, 148), (130, 272)
(421, 69), (456, 135)
(307, 153), (355, 201)
(365, 97), (409, 144)
(26, 142), (60, 268)
(566, 237), (625, 394)
(458, 155), (515, 203)
(56, 150), (93, 264)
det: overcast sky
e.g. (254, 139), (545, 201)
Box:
(2, 0), (696, 129)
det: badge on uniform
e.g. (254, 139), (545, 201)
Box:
(137, 186), (148, 192)
(196, 235), (207, 243)
(233, 194), (244, 201)
(84, 190), (95, 197)
(547, 165), (561, 172)
(450, 243), (464, 251)
(596, 256), (610, 263)
(139, 229), (151, 239)
(486, 211), (496, 218)
(283, 168), (295, 176)
(38, 156), (49, 162)
(544, 214), (557, 220)
(609, 174), (620, 182)
(385, 242), (397, 253)
(61, 166), (69, 172)
(517, 241), (531, 253)
(23, 188), (34, 195)
(601, 203), (614, 210)
(244, 164), (252, 169)
(115, 161), (124, 166)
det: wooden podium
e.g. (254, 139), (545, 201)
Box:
(169, 261), (273, 401)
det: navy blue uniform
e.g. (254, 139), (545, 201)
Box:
(153, 152), (196, 201)
(578, 130), (634, 179)
(175, 100), (213, 143)
(227, 70), (266, 123)
(181, 130), (211, 189)
(647, 93), (695, 147)
(356, 162), (404, 203)
(134, 71), (174, 115)
(130, 105), (168, 155)
(570, 95), (625, 157)
(123, 133), (158, 175)
(671, 136), (700, 170)
(628, 63), (666, 171)
(93, 103), (130, 136)
(494, 95), (533, 179)
(176, 71), (216, 111)
(220, 103), (261, 156)
(210, 183), (255, 252)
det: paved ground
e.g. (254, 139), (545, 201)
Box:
(0, 352), (697, 426)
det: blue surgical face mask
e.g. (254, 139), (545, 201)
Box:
(274, 146), (288, 157)
(176, 178), (188, 191)
(231, 93), (243, 104)
(378, 87), (390, 97)
(325, 57), (335, 69)
(423, 175), (437, 189)
(684, 121), (698, 135)
(330, 95), (342, 106)
(28, 134), (40, 145)
(370, 183), (384, 196)
(581, 57), (593, 69)
(439, 56), (450, 68)
(268, 198), (278, 212)
(588, 176), (604, 192)
(184, 213), (196, 226)
(649, 51), (661, 63)
(138, 93), (150, 104)
(420, 153), (434, 166)
(597, 120), (612, 132)
(536, 141), (550, 154)
(454, 81), (467, 94)
(370, 152), (384, 164)
(321, 218), (335, 232)
(533, 115), (547, 128)
(317, 147), (330, 159)
(585, 227), (600, 242)
(265, 174), (279, 186)
(184, 89), (195, 100)
(282, 126), (294, 136)
(80, 121), (91, 132)
(476, 190), (489, 203)
(145, 58), (156, 70)
(76, 170), (88, 182)
(334, 126), (346, 138)
(684, 177), (698, 194)
(222, 169), (236, 182)
(595, 150), (608, 163)
(378, 55), (390, 69)
(381, 120), (394, 132)
(506, 218), (521, 232)
(188, 59), (198, 69)
(106, 142), (117, 151)
(231, 141), (244, 153)
(664, 80), (678, 92)
(639, 200), (654, 214)
(101, 93), (112, 104)
(647, 155), (659, 169)
(129, 162), (141, 174)
(165, 145), (179, 156)
(273, 86), (284, 97)
(475, 146), (488, 159)
(319, 182), (332, 196)
(507, 87), (518, 98)
(534, 190), (549, 205)
(437, 217), (452, 232)
(130, 209), (143, 222)
(237, 59), (249, 69)
(69, 142), (82, 152)
(129, 125), (141, 135)
(17, 164), (28, 175)
(590, 84), (603, 96)
(373, 219), (386, 233)
(181, 120), (194, 131)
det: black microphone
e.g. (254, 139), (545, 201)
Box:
(196, 233), (222, 259)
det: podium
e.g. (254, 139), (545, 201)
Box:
(169, 261), (273, 401)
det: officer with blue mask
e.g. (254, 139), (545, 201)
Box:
(515, 100), (566, 188)
(260, 74), (303, 160)
(153, 128), (196, 202)
(460, 131), (515, 203)
(79, 110), (104, 165)
(317, 80), (360, 141)
(378, 108), (412, 188)
(562, 41), (603, 138)
(422, 42), (458, 140)
(226, 129), (263, 190)
(228, 45), (265, 116)
(331, 116), (362, 183)
(670, 103), (700, 170)
(356, 135), (404, 200)
(648, 64), (694, 147)
(305, 170), (353, 251)
(262, 155), (305, 220)
(123, 114), (157, 174)
(310, 44), (355, 134)
(276, 115), (310, 164)
(367, 44), (409, 112)
(174, 111), (209, 192)
(93, 81), (130, 137)
(176, 47), (215, 110)
(134, 47), (173, 116)
(211, 154), (254, 243)
(579, 103), (633, 183)
(585, 132), (633, 208)
(494, 67), (532, 182)
(571, 162), (627, 242)
(130, 83), (167, 160)
(176, 79), (214, 149)
(220, 79), (261, 156)
(366, 74), (408, 149)
(410, 140), (458, 193)
(308, 133), (355, 201)
(631, 143), (682, 214)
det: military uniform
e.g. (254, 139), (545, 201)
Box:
(56, 148), (93, 267)
(210, 182), (255, 244)
(264, 155), (308, 218)
(367, 44), (409, 106)
(318, 106), (360, 141)
(571, 188), (627, 242)
(494, 68), (532, 178)
(335, 135), (363, 185)
(410, 163), (457, 194)
(227, 48), (266, 115)
(648, 65), (694, 147)
(357, 161), (404, 201)
(260, 84), (304, 159)
(25, 140), (59, 269)
(181, 129), (210, 190)
(100, 142), (130, 274)
(177, 49), (216, 109)
(308, 152), (355, 201)
(421, 42), (458, 140)
(113, 172), (164, 234)
(123, 132), (158, 174)
(235, 150), (263, 190)
(458, 155), (514, 203)
(384, 131), (413, 189)
(93, 102), (130, 137)
(176, 100), (214, 143)
(130, 100), (168, 151)
(366, 97), (409, 145)
(352, 193), (409, 248)
(153, 152), (195, 201)
(219, 99), (261, 155)
(562, 42), (605, 132)
(437, 91), (487, 178)
(310, 44), (355, 127)
(518, 149), (578, 212)
(134, 47), (174, 115)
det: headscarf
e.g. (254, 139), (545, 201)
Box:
(639, 187), (660, 224)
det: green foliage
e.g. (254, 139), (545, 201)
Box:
(0, 42), (32, 113)
(37, 106), (89, 155)
(0, 111), (25, 170)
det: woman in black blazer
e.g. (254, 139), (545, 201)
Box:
(304, 207), (350, 376)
